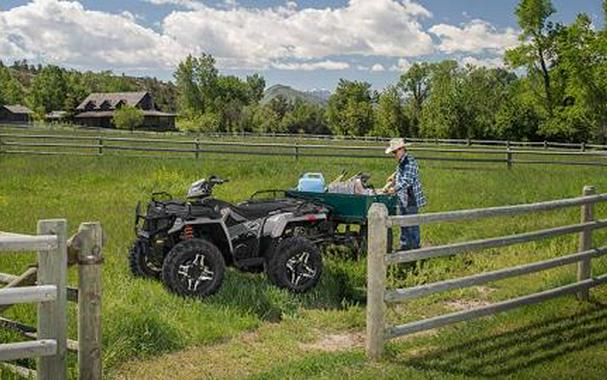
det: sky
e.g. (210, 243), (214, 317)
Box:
(0, 0), (604, 91)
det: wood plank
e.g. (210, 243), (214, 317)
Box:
(0, 317), (78, 353)
(389, 194), (607, 227)
(0, 273), (78, 302)
(0, 340), (57, 362)
(37, 220), (68, 380)
(386, 218), (607, 264)
(577, 186), (595, 300)
(0, 232), (57, 252)
(0, 267), (38, 313)
(366, 204), (388, 361)
(385, 273), (607, 339)
(385, 246), (607, 303)
(78, 222), (104, 380)
(0, 362), (37, 378)
(0, 285), (57, 306)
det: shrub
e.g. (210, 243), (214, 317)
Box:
(113, 105), (144, 131)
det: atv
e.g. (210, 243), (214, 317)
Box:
(129, 176), (330, 298)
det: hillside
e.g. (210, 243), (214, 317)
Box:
(261, 84), (329, 106)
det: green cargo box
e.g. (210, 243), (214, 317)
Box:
(286, 190), (399, 223)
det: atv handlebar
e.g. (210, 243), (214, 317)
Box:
(209, 176), (229, 185)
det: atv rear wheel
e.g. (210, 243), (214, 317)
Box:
(129, 239), (162, 279)
(267, 237), (322, 293)
(162, 239), (225, 298)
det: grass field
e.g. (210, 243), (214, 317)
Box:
(1, 140), (607, 379)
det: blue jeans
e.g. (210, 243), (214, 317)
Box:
(400, 205), (420, 250)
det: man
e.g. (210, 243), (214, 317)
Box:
(385, 138), (426, 250)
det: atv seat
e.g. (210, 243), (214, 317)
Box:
(232, 199), (299, 219)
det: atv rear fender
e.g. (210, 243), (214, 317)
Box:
(263, 212), (328, 238)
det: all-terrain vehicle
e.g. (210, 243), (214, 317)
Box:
(129, 176), (330, 298)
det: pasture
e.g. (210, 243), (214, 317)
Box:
(1, 140), (607, 379)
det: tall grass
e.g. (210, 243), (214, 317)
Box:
(1, 151), (606, 378)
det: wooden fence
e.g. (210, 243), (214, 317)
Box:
(1, 132), (607, 168)
(365, 186), (607, 360)
(0, 220), (103, 380)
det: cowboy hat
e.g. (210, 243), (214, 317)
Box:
(385, 138), (409, 154)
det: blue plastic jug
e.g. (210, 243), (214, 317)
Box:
(297, 173), (325, 193)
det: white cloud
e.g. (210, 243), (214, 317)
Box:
(162, 0), (435, 69)
(389, 58), (413, 72)
(0, 0), (186, 70)
(430, 19), (519, 54)
(0, 0), (521, 74)
(460, 56), (504, 69)
(142, 0), (205, 10)
(370, 63), (385, 72)
(271, 60), (350, 71)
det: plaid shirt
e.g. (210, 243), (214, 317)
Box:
(394, 154), (427, 208)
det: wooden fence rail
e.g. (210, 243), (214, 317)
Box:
(0, 220), (103, 380)
(1, 132), (607, 168)
(365, 185), (607, 360)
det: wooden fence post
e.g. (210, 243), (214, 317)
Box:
(507, 149), (513, 169)
(544, 140), (548, 150)
(194, 138), (200, 159)
(77, 222), (103, 380)
(581, 142), (586, 152)
(577, 185), (595, 301)
(37, 219), (67, 380)
(97, 136), (103, 156)
(366, 203), (388, 360)
(294, 143), (299, 161)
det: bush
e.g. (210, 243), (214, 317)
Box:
(176, 112), (220, 133)
(113, 105), (144, 131)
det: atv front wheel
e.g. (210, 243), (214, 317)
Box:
(129, 239), (162, 279)
(267, 237), (322, 293)
(162, 239), (225, 298)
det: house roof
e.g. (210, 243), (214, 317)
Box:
(76, 92), (149, 111)
(74, 110), (177, 118)
(46, 111), (69, 119)
(2, 104), (34, 114)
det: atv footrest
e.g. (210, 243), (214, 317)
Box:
(234, 257), (265, 269)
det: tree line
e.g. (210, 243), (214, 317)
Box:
(0, 60), (177, 118)
(1, 0), (605, 143)
(167, 0), (607, 143)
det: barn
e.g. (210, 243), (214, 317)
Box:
(74, 92), (176, 131)
(0, 104), (33, 124)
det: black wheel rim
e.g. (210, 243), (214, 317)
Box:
(285, 251), (317, 287)
(143, 254), (162, 274)
(176, 253), (215, 292)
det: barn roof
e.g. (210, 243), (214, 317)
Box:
(74, 110), (176, 118)
(76, 92), (149, 111)
(2, 104), (34, 114)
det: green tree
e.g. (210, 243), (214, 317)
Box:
(506, 0), (558, 115)
(371, 86), (408, 137)
(398, 63), (431, 136)
(0, 65), (24, 105)
(113, 106), (144, 131)
(27, 65), (68, 114)
(326, 79), (374, 136)
(195, 53), (219, 113)
(246, 73), (266, 103)
(419, 61), (461, 138)
(174, 55), (203, 116)
(280, 99), (329, 134)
